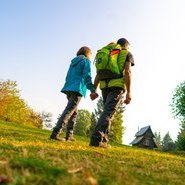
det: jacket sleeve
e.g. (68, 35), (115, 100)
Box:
(82, 59), (95, 93)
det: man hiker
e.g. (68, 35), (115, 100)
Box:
(89, 38), (135, 147)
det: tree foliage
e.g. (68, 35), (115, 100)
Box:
(41, 111), (53, 129)
(171, 81), (185, 150)
(88, 112), (97, 137)
(176, 121), (185, 151)
(74, 109), (91, 136)
(154, 132), (162, 149)
(171, 81), (185, 121)
(161, 132), (176, 152)
(94, 96), (104, 121)
(88, 97), (103, 136)
(0, 79), (42, 127)
(109, 99), (125, 143)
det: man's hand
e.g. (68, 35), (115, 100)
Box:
(90, 92), (99, 100)
(124, 92), (131, 104)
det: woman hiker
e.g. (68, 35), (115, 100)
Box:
(50, 46), (98, 141)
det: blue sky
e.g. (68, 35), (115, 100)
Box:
(1, 0), (185, 144)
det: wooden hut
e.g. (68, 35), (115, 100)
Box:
(130, 125), (157, 149)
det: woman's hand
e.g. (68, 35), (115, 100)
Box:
(90, 92), (99, 100)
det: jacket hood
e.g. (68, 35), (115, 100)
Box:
(71, 55), (86, 66)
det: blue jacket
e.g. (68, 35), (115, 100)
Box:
(61, 55), (95, 97)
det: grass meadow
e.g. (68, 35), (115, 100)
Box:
(0, 120), (185, 185)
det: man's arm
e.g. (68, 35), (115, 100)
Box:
(124, 61), (132, 104)
(94, 74), (100, 93)
(82, 60), (95, 93)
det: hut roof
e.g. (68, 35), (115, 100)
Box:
(135, 125), (154, 137)
(130, 136), (144, 145)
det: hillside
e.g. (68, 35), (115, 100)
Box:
(0, 121), (185, 185)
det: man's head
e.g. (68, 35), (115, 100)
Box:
(117, 38), (130, 50)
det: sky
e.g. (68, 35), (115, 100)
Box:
(0, 0), (185, 144)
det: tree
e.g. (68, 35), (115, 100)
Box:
(176, 121), (185, 150)
(27, 110), (42, 128)
(109, 99), (125, 143)
(94, 96), (104, 121)
(88, 97), (103, 136)
(154, 132), (162, 149)
(171, 81), (185, 150)
(74, 109), (91, 136)
(41, 111), (53, 129)
(171, 81), (185, 121)
(88, 112), (97, 137)
(0, 79), (42, 128)
(161, 132), (176, 152)
(89, 97), (125, 143)
(0, 80), (20, 120)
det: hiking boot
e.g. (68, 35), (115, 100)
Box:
(66, 136), (76, 142)
(66, 133), (76, 142)
(89, 141), (110, 148)
(90, 131), (110, 148)
(50, 133), (66, 141)
(99, 142), (111, 148)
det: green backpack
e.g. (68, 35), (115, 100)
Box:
(95, 43), (122, 80)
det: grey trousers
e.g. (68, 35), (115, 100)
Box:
(53, 92), (82, 136)
(90, 88), (124, 146)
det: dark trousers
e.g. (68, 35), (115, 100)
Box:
(52, 92), (82, 136)
(90, 88), (124, 146)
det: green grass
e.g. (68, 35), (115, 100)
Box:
(0, 120), (185, 185)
